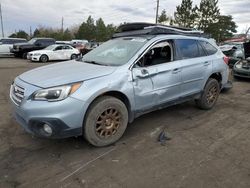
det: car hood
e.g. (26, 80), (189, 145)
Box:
(18, 60), (117, 88)
(219, 44), (236, 52)
(14, 42), (34, 47)
(29, 50), (51, 54)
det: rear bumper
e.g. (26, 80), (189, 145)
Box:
(221, 81), (233, 92)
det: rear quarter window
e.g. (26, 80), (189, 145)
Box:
(199, 41), (218, 55)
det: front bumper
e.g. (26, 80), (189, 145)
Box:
(233, 68), (250, 78)
(27, 53), (41, 61)
(10, 48), (20, 53)
(10, 78), (89, 138)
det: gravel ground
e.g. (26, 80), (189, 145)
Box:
(0, 57), (250, 188)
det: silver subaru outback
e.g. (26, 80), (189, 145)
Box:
(10, 23), (231, 147)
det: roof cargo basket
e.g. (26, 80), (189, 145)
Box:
(113, 22), (207, 38)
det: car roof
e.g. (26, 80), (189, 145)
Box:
(49, 44), (72, 47)
(113, 23), (207, 39)
(0, 37), (26, 40)
(32, 38), (55, 40)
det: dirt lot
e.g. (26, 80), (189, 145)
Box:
(0, 57), (250, 188)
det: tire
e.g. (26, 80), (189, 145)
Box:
(195, 78), (220, 110)
(40, 55), (49, 63)
(84, 96), (128, 147)
(22, 53), (27, 59)
(71, 54), (77, 60)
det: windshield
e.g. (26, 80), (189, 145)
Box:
(81, 37), (148, 66)
(45, 45), (57, 50)
(28, 38), (37, 44)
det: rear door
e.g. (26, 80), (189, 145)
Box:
(62, 45), (74, 59)
(175, 39), (212, 96)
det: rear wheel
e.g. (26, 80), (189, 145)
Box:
(22, 53), (27, 59)
(84, 96), (128, 147)
(40, 55), (49, 63)
(71, 54), (77, 60)
(196, 78), (220, 110)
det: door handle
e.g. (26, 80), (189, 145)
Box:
(141, 69), (148, 75)
(172, 68), (181, 74)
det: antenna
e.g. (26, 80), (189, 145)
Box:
(0, 3), (4, 38)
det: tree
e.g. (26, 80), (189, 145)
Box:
(62, 29), (72, 40)
(33, 28), (41, 37)
(76, 16), (96, 40)
(158, 10), (169, 24)
(95, 18), (106, 41)
(9, 30), (29, 39)
(197, 0), (220, 31)
(206, 15), (237, 42)
(106, 24), (117, 40)
(174, 0), (198, 28)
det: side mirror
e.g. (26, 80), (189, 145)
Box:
(133, 68), (149, 78)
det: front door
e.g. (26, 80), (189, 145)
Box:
(132, 40), (182, 112)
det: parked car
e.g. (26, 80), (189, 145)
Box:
(10, 23), (231, 147)
(11, 38), (55, 58)
(55, 41), (71, 45)
(0, 38), (27, 56)
(219, 42), (244, 67)
(70, 40), (89, 54)
(27, 44), (80, 63)
(233, 41), (250, 78)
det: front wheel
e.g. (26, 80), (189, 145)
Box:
(84, 96), (128, 147)
(40, 55), (49, 63)
(195, 78), (220, 110)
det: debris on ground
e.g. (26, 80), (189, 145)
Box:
(158, 130), (171, 146)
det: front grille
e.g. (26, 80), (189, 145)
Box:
(11, 83), (25, 106)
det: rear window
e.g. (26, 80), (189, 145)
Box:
(199, 41), (218, 55)
(175, 39), (200, 59)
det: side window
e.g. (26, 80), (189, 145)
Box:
(55, 46), (63, 51)
(63, 46), (71, 50)
(197, 42), (207, 57)
(47, 40), (55, 45)
(175, 39), (200, 59)
(137, 40), (173, 67)
(199, 41), (218, 56)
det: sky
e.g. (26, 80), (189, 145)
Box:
(1, 0), (250, 37)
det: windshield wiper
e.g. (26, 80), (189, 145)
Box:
(83, 60), (108, 66)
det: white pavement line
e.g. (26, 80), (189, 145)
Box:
(59, 147), (116, 182)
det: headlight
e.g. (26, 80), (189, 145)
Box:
(33, 53), (41, 56)
(32, 82), (82, 101)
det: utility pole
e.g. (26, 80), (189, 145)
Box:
(155, 0), (159, 24)
(29, 26), (32, 38)
(246, 27), (250, 36)
(0, 3), (4, 38)
(61, 17), (64, 33)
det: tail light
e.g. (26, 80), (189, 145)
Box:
(223, 56), (229, 65)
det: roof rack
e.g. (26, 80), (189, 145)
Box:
(113, 22), (207, 38)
